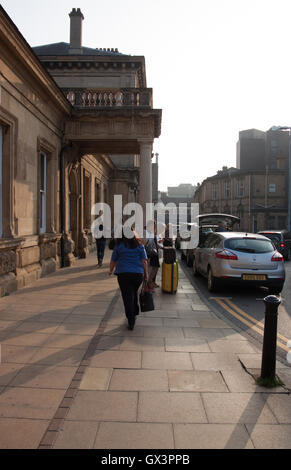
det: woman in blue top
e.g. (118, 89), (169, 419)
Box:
(109, 228), (148, 330)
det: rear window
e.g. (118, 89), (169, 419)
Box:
(260, 233), (281, 243)
(224, 238), (274, 253)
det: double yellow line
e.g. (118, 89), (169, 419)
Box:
(210, 297), (290, 353)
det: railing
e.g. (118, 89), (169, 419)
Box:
(63, 88), (153, 108)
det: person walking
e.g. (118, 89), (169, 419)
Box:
(109, 228), (148, 330)
(95, 221), (106, 267)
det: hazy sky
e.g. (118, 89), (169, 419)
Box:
(2, 0), (291, 191)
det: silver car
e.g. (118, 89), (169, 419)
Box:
(193, 232), (285, 294)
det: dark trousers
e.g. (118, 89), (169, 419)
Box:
(117, 273), (143, 320)
(96, 238), (106, 262)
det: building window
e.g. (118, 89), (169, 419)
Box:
(253, 216), (258, 233)
(271, 139), (278, 156)
(211, 183), (218, 200)
(268, 215), (275, 229)
(237, 204), (244, 219)
(269, 183), (276, 193)
(40, 152), (47, 233)
(236, 180), (244, 197)
(278, 216), (286, 229)
(83, 172), (91, 229)
(224, 181), (230, 199)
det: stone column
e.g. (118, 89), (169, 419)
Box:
(60, 146), (77, 267)
(78, 162), (89, 258)
(138, 140), (153, 221)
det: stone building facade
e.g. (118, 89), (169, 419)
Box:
(0, 6), (162, 295)
(194, 167), (288, 232)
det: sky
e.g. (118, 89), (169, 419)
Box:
(2, 0), (291, 191)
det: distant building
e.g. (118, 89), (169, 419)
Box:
(237, 128), (289, 171)
(236, 129), (266, 170)
(194, 127), (289, 232)
(158, 184), (197, 224)
(194, 166), (287, 232)
(167, 184), (196, 198)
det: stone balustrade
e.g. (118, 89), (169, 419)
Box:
(63, 88), (153, 108)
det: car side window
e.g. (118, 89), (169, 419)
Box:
(208, 234), (222, 248)
(204, 234), (220, 248)
(203, 235), (213, 248)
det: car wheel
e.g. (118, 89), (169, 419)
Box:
(186, 253), (193, 267)
(193, 257), (199, 276)
(207, 267), (218, 292)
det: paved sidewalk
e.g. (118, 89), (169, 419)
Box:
(0, 251), (290, 449)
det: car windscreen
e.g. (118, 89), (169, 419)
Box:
(224, 238), (274, 253)
(260, 233), (281, 243)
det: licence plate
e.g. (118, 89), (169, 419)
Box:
(242, 274), (267, 281)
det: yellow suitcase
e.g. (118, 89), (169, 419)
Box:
(162, 261), (178, 294)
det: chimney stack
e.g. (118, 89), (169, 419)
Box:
(69, 8), (84, 54)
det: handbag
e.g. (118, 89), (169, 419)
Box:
(139, 282), (155, 312)
(145, 240), (158, 259)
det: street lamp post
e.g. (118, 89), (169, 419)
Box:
(270, 126), (291, 232)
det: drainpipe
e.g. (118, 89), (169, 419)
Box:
(59, 142), (72, 268)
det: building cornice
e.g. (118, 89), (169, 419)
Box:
(0, 7), (71, 115)
(36, 55), (146, 88)
(70, 107), (162, 138)
(199, 168), (286, 186)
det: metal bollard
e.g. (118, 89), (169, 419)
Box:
(259, 295), (281, 383)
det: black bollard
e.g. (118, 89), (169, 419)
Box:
(259, 295), (281, 383)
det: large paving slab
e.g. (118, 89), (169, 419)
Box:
(9, 364), (77, 389)
(138, 391), (207, 423)
(0, 387), (65, 419)
(202, 392), (278, 424)
(168, 370), (229, 392)
(208, 339), (257, 354)
(89, 350), (141, 369)
(109, 369), (169, 391)
(174, 423), (254, 449)
(66, 390), (138, 422)
(191, 352), (243, 371)
(141, 351), (193, 370)
(27, 347), (85, 367)
(165, 337), (211, 353)
(53, 420), (99, 449)
(94, 422), (175, 449)
(119, 337), (165, 351)
(1, 345), (40, 364)
(0, 418), (50, 449)
(263, 394), (291, 424)
(246, 424), (291, 449)
(79, 367), (113, 391)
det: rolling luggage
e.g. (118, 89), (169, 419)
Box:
(162, 261), (178, 294)
(163, 247), (176, 264)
